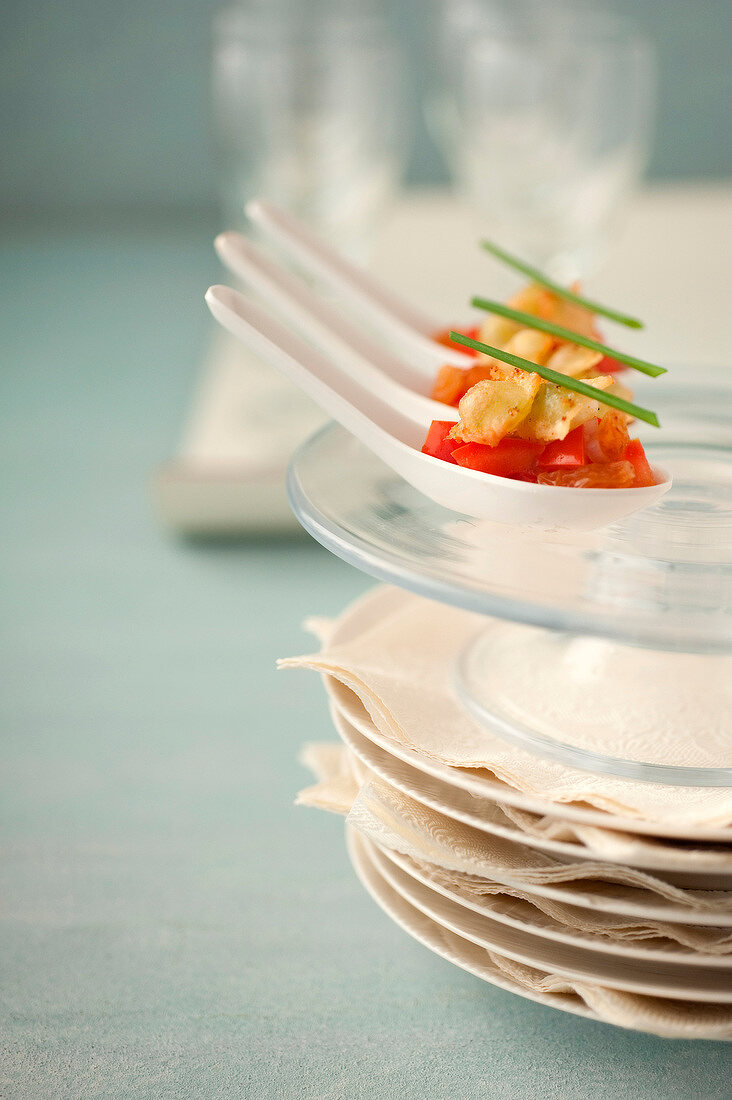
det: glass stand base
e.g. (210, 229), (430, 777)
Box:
(455, 624), (732, 787)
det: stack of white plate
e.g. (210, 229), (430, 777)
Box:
(312, 675), (732, 1039)
(285, 375), (732, 1038)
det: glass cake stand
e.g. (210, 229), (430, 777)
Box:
(287, 365), (732, 786)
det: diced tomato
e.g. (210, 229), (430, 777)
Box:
(538, 461), (635, 488)
(431, 365), (471, 406)
(537, 426), (586, 469)
(595, 354), (624, 374)
(421, 420), (461, 464)
(431, 361), (498, 408)
(584, 410), (631, 463)
(464, 363), (496, 389)
(624, 438), (656, 487)
(433, 326), (481, 357)
(452, 438), (544, 478)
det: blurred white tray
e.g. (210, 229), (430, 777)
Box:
(155, 329), (324, 534)
(155, 186), (732, 534)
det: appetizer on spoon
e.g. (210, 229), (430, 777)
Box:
(423, 261), (662, 491)
(207, 204), (670, 530)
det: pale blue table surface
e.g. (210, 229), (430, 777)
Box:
(1, 222), (730, 1099)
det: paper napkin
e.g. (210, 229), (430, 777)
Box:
(281, 586), (732, 829)
(298, 744), (732, 954)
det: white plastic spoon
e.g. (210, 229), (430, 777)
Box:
(246, 199), (474, 371)
(214, 231), (452, 424)
(205, 283), (671, 530)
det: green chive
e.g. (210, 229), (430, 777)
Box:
(448, 332), (660, 428)
(471, 297), (665, 378)
(481, 240), (644, 329)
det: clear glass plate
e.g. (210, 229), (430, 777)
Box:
(287, 366), (732, 784)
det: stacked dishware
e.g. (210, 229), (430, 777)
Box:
(281, 366), (732, 1040)
(205, 202), (732, 1039)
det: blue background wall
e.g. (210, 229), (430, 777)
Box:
(2, 0), (731, 219)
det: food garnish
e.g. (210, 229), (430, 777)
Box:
(481, 239), (644, 329)
(422, 244), (664, 489)
(469, 298), (666, 378)
(448, 332), (660, 427)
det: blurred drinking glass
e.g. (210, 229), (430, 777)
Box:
(213, 1), (406, 258)
(430, 2), (656, 278)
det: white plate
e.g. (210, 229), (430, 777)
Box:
(346, 827), (598, 1024)
(347, 829), (732, 1040)
(325, 585), (732, 843)
(378, 842), (732, 969)
(337, 713), (732, 926)
(331, 698), (732, 887)
(363, 835), (732, 1002)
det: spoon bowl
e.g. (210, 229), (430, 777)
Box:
(382, 445), (670, 530)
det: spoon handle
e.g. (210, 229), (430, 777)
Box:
(205, 285), (424, 456)
(215, 232), (447, 413)
(246, 199), (473, 369)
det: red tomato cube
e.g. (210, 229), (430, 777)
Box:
(421, 420), (461, 463)
(536, 426), (586, 469)
(452, 438), (544, 478)
(624, 438), (656, 487)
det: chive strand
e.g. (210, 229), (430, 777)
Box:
(480, 240), (644, 329)
(471, 297), (666, 378)
(448, 332), (660, 428)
